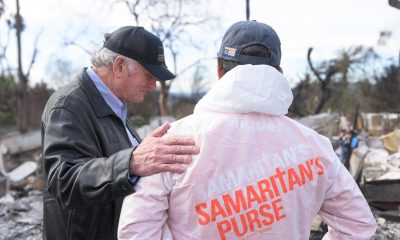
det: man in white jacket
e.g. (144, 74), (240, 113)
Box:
(118, 21), (376, 240)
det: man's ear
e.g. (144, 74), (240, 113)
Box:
(112, 56), (124, 76)
(217, 59), (224, 79)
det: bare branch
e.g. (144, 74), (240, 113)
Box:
(178, 57), (215, 76)
(26, 30), (42, 78)
(307, 47), (340, 114)
(307, 47), (324, 84)
(117, 0), (155, 25)
(0, 0), (4, 19)
(63, 40), (93, 55)
(0, 24), (12, 74)
(121, 0), (141, 25)
(120, 0), (214, 116)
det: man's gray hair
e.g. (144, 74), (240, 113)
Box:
(90, 47), (118, 68)
(91, 47), (137, 75)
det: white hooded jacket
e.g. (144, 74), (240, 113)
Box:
(118, 65), (376, 240)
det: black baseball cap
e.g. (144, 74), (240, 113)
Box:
(103, 26), (175, 81)
(217, 21), (281, 67)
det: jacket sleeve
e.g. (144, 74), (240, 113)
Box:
(42, 107), (134, 209)
(118, 173), (171, 240)
(320, 164), (377, 240)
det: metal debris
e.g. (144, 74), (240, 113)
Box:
(0, 188), (42, 240)
(0, 113), (400, 239)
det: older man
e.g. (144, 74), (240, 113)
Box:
(118, 21), (376, 239)
(41, 26), (199, 240)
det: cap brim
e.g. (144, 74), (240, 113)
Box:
(141, 63), (176, 81)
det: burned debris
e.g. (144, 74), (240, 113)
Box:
(0, 113), (399, 239)
(301, 112), (400, 239)
(0, 130), (41, 240)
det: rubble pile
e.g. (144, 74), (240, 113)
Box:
(0, 112), (399, 239)
(300, 113), (400, 239)
(0, 186), (42, 240)
(372, 211), (400, 240)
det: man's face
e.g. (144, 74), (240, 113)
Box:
(117, 59), (157, 103)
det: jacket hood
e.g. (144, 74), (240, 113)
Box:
(195, 64), (293, 115)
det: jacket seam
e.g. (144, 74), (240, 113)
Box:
(67, 209), (73, 240)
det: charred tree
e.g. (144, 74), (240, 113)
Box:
(307, 47), (339, 114)
(10, 0), (39, 132)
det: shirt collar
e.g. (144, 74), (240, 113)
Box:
(86, 68), (128, 123)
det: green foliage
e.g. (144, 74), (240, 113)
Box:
(0, 111), (13, 124)
(370, 64), (400, 112)
(0, 74), (17, 125)
(171, 99), (196, 120)
(128, 90), (160, 127)
(0, 74), (54, 128)
(0, 74), (17, 91)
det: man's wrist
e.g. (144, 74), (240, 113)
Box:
(127, 146), (140, 186)
(127, 174), (140, 186)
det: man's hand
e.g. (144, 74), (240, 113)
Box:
(129, 122), (200, 177)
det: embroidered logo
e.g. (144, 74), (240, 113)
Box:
(223, 47), (237, 57)
(158, 46), (165, 63)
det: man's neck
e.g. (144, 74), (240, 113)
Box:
(91, 66), (119, 98)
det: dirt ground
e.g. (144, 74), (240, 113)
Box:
(0, 183), (399, 240)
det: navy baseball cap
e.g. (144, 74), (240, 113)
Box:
(217, 21), (281, 67)
(103, 26), (175, 81)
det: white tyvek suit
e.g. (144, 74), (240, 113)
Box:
(118, 65), (376, 240)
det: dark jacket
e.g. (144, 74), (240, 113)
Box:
(41, 68), (141, 240)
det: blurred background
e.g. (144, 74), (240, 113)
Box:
(0, 0), (400, 239)
(0, 0), (399, 132)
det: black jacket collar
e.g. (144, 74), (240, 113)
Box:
(78, 68), (142, 142)
(78, 67), (115, 118)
